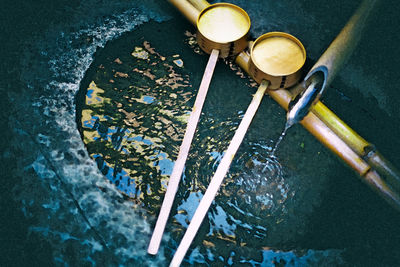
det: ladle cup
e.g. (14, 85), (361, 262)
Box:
(148, 2), (250, 255)
(170, 32), (306, 266)
(249, 32), (306, 89)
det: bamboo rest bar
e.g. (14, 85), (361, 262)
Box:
(167, 0), (400, 211)
(238, 46), (400, 211)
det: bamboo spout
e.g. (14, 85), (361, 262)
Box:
(286, 0), (379, 127)
(168, 0), (400, 212)
(304, 0), (379, 97)
(282, 0), (400, 196)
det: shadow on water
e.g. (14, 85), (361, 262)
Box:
(2, 0), (400, 266)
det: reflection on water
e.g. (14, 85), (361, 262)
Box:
(79, 41), (193, 209)
(3, 0), (400, 266)
(76, 19), (343, 265)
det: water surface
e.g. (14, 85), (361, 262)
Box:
(2, 0), (400, 266)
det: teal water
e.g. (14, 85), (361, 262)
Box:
(1, 0), (400, 266)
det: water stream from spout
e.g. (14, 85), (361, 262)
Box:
(263, 122), (292, 172)
(266, 75), (322, 170)
(272, 123), (292, 155)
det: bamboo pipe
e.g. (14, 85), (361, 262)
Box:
(312, 102), (369, 156)
(166, 0), (382, 162)
(167, 1), (400, 208)
(312, 102), (400, 192)
(301, 0), (377, 155)
(365, 150), (400, 193)
(304, 0), (379, 96)
(236, 51), (378, 173)
(267, 86), (370, 175)
(169, 0), (199, 25)
(238, 52), (400, 211)
(187, 0), (210, 11)
(300, 0), (400, 190)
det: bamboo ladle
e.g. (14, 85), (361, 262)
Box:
(148, 3), (250, 255)
(170, 32), (306, 266)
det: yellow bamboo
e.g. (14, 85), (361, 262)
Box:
(312, 102), (370, 155)
(265, 80), (371, 176)
(168, 0), (199, 25)
(235, 53), (400, 212)
(312, 102), (400, 192)
(167, 0), (400, 210)
(301, 0), (400, 191)
(304, 0), (379, 94)
(300, 0), (377, 157)
(187, 0), (210, 11)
